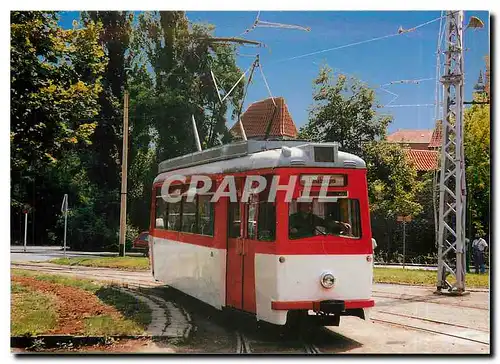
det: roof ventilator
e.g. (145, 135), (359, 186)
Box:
(343, 160), (357, 168)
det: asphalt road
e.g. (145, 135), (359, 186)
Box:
(10, 245), (143, 262)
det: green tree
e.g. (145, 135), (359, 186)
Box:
(363, 142), (423, 218)
(299, 65), (423, 258)
(11, 12), (105, 181)
(77, 12), (134, 248)
(134, 11), (244, 161)
(464, 89), (490, 237)
(364, 142), (424, 259)
(299, 65), (391, 156)
(124, 11), (244, 231)
(10, 11), (106, 245)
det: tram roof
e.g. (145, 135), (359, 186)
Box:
(155, 140), (365, 183)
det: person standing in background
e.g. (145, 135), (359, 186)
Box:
(472, 233), (488, 274)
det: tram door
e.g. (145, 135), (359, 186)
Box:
(226, 200), (244, 309)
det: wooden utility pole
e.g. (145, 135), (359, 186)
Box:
(397, 215), (411, 269)
(119, 90), (129, 257)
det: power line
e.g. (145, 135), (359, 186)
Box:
(258, 62), (276, 106)
(379, 88), (399, 106)
(380, 77), (435, 87)
(210, 69), (223, 103)
(221, 61), (255, 103)
(382, 103), (435, 108)
(271, 12), (451, 65)
(378, 77), (434, 108)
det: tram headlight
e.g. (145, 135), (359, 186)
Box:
(320, 272), (335, 289)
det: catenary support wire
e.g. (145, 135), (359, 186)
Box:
(272, 12), (454, 64)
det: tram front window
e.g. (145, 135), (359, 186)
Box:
(288, 199), (361, 239)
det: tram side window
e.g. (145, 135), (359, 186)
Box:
(167, 200), (181, 231)
(257, 201), (276, 241)
(155, 187), (168, 229)
(198, 195), (214, 236)
(246, 196), (276, 242)
(247, 195), (258, 240)
(181, 196), (197, 233)
(228, 202), (241, 238)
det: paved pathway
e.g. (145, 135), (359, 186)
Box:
(119, 288), (170, 337)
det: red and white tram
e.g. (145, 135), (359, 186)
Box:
(149, 140), (374, 327)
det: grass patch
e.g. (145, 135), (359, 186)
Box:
(374, 267), (489, 288)
(84, 315), (145, 336)
(49, 257), (150, 271)
(96, 287), (152, 328)
(11, 283), (58, 336)
(11, 269), (102, 292)
(11, 271), (152, 337)
(85, 287), (152, 336)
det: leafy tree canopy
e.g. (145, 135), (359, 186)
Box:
(299, 65), (422, 219)
(299, 65), (391, 156)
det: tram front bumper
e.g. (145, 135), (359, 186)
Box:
(271, 299), (374, 319)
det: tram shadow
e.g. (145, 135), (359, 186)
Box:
(137, 284), (363, 354)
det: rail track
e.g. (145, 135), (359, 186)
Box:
(12, 262), (159, 287)
(375, 310), (490, 333)
(372, 318), (489, 346)
(237, 331), (323, 354)
(235, 331), (252, 353)
(372, 291), (489, 311)
(301, 340), (321, 354)
(371, 310), (489, 346)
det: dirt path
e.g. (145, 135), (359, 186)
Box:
(12, 276), (120, 335)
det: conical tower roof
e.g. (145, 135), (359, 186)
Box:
(230, 97), (298, 140)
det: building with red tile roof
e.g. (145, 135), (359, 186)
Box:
(386, 121), (442, 171)
(404, 149), (439, 171)
(229, 97), (298, 140)
(428, 120), (442, 149)
(386, 129), (434, 150)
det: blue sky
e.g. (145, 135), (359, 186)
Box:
(59, 11), (489, 133)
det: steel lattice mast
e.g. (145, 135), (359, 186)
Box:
(436, 10), (467, 294)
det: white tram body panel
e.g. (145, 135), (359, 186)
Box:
(151, 235), (226, 309)
(254, 254), (373, 325)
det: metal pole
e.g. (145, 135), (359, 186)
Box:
(192, 115), (202, 152)
(436, 10), (466, 294)
(63, 207), (68, 258)
(402, 221), (406, 269)
(23, 212), (28, 253)
(119, 90), (129, 257)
